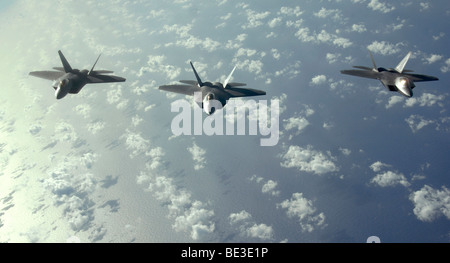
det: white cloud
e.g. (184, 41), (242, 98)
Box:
(351, 23), (367, 33)
(138, 169), (215, 241)
(44, 160), (97, 231)
(279, 6), (303, 17)
(278, 193), (326, 232)
(284, 116), (310, 137)
(409, 185), (450, 222)
(371, 171), (410, 187)
(242, 9), (271, 29)
(187, 141), (207, 170)
(368, 0), (395, 13)
(137, 55), (181, 80)
(310, 75), (327, 86)
(404, 93), (446, 108)
(385, 96), (404, 109)
(229, 210), (252, 224)
(405, 115), (435, 133)
(261, 180), (280, 196)
(370, 161), (391, 172)
(294, 28), (352, 48)
(326, 53), (341, 64)
(173, 200), (215, 240)
(121, 129), (151, 158)
(339, 148), (351, 156)
(245, 223), (274, 240)
(440, 58), (450, 73)
(228, 210), (274, 240)
(367, 41), (402, 55)
(268, 17), (282, 28)
(280, 145), (338, 175)
(424, 54), (443, 64)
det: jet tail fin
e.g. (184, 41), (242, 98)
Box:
(58, 50), (73, 73)
(395, 52), (412, 73)
(223, 65), (237, 89)
(89, 54), (102, 75)
(369, 50), (378, 72)
(190, 61), (203, 86)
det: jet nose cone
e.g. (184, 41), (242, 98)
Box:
(55, 87), (66, 99)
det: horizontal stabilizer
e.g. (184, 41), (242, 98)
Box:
(352, 66), (373, 71)
(52, 67), (65, 72)
(91, 70), (114, 74)
(227, 82), (247, 87)
(179, 80), (199, 86)
(224, 87), (266, 98)
(87, 74), (125, 83)
(29, 71), (65, 81)
(159, 84), (202, 96)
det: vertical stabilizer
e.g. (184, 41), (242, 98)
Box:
(369, 51), (378, 72)
(190, 61), (203, 87)
(58, 50), (73, 73)
(395, 52), (412, 73)
(89, 54), (102, 75)
(223, 65), (236, 89)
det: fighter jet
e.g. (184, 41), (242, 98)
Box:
(29, 50), (126, 99)
(340, 51), (439, 97)
(159, 61), (266, 115)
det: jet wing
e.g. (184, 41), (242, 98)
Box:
(87, 74), (126, 83)
(29, 71), (65, 80)
(405, 73), (439, 82)
(159, 84), (202, 96)
(179, 80), (199, 86)
(340, 69), (381, 80)
(224, 87), (266, 98)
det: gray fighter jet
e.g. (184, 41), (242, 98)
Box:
(159, 61), (266, 115)
(29, 50), (126, 99)
(341, 51), (439, 97)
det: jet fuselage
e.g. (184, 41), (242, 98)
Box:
(377, 70), (415, 97)
(53, 71), (89, 99)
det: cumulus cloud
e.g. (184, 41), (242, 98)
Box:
(249, 175), (280, 196)
(441, 58), (450, 73)
(294, 27), (352, 48)
(424, 54), (443, 64)
(187, 141), (207, 170)
(310, 75), (327, 86)
(242, 9), (271, 29)
(283, 105), (314, 139)
(371, 171), (410, 187)
(368, 0), (395, 13)
(370, 161), (391, 172)
(121, 129), (151, 158)
(369, 161), (410, 187)
(229, 210), (274, 241)
(404, 93), (446, 108)
(368, 41), (402, 55)
(280, 145), (338, 175)
(351, 23), (367, 33)
(44, 160), (98, 231)
(278, 193), (326, 232)
(137, 168), (215, 241)
(385, 96), (404, 109)
(314, 8), (344, 22)
(405, 115), (435, 133)
(409, 185), (450, 222)
(137, 55), (181, 80)
(173, 200), (215, 240)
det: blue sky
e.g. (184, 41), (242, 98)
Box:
(0, 0), (449, 242)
